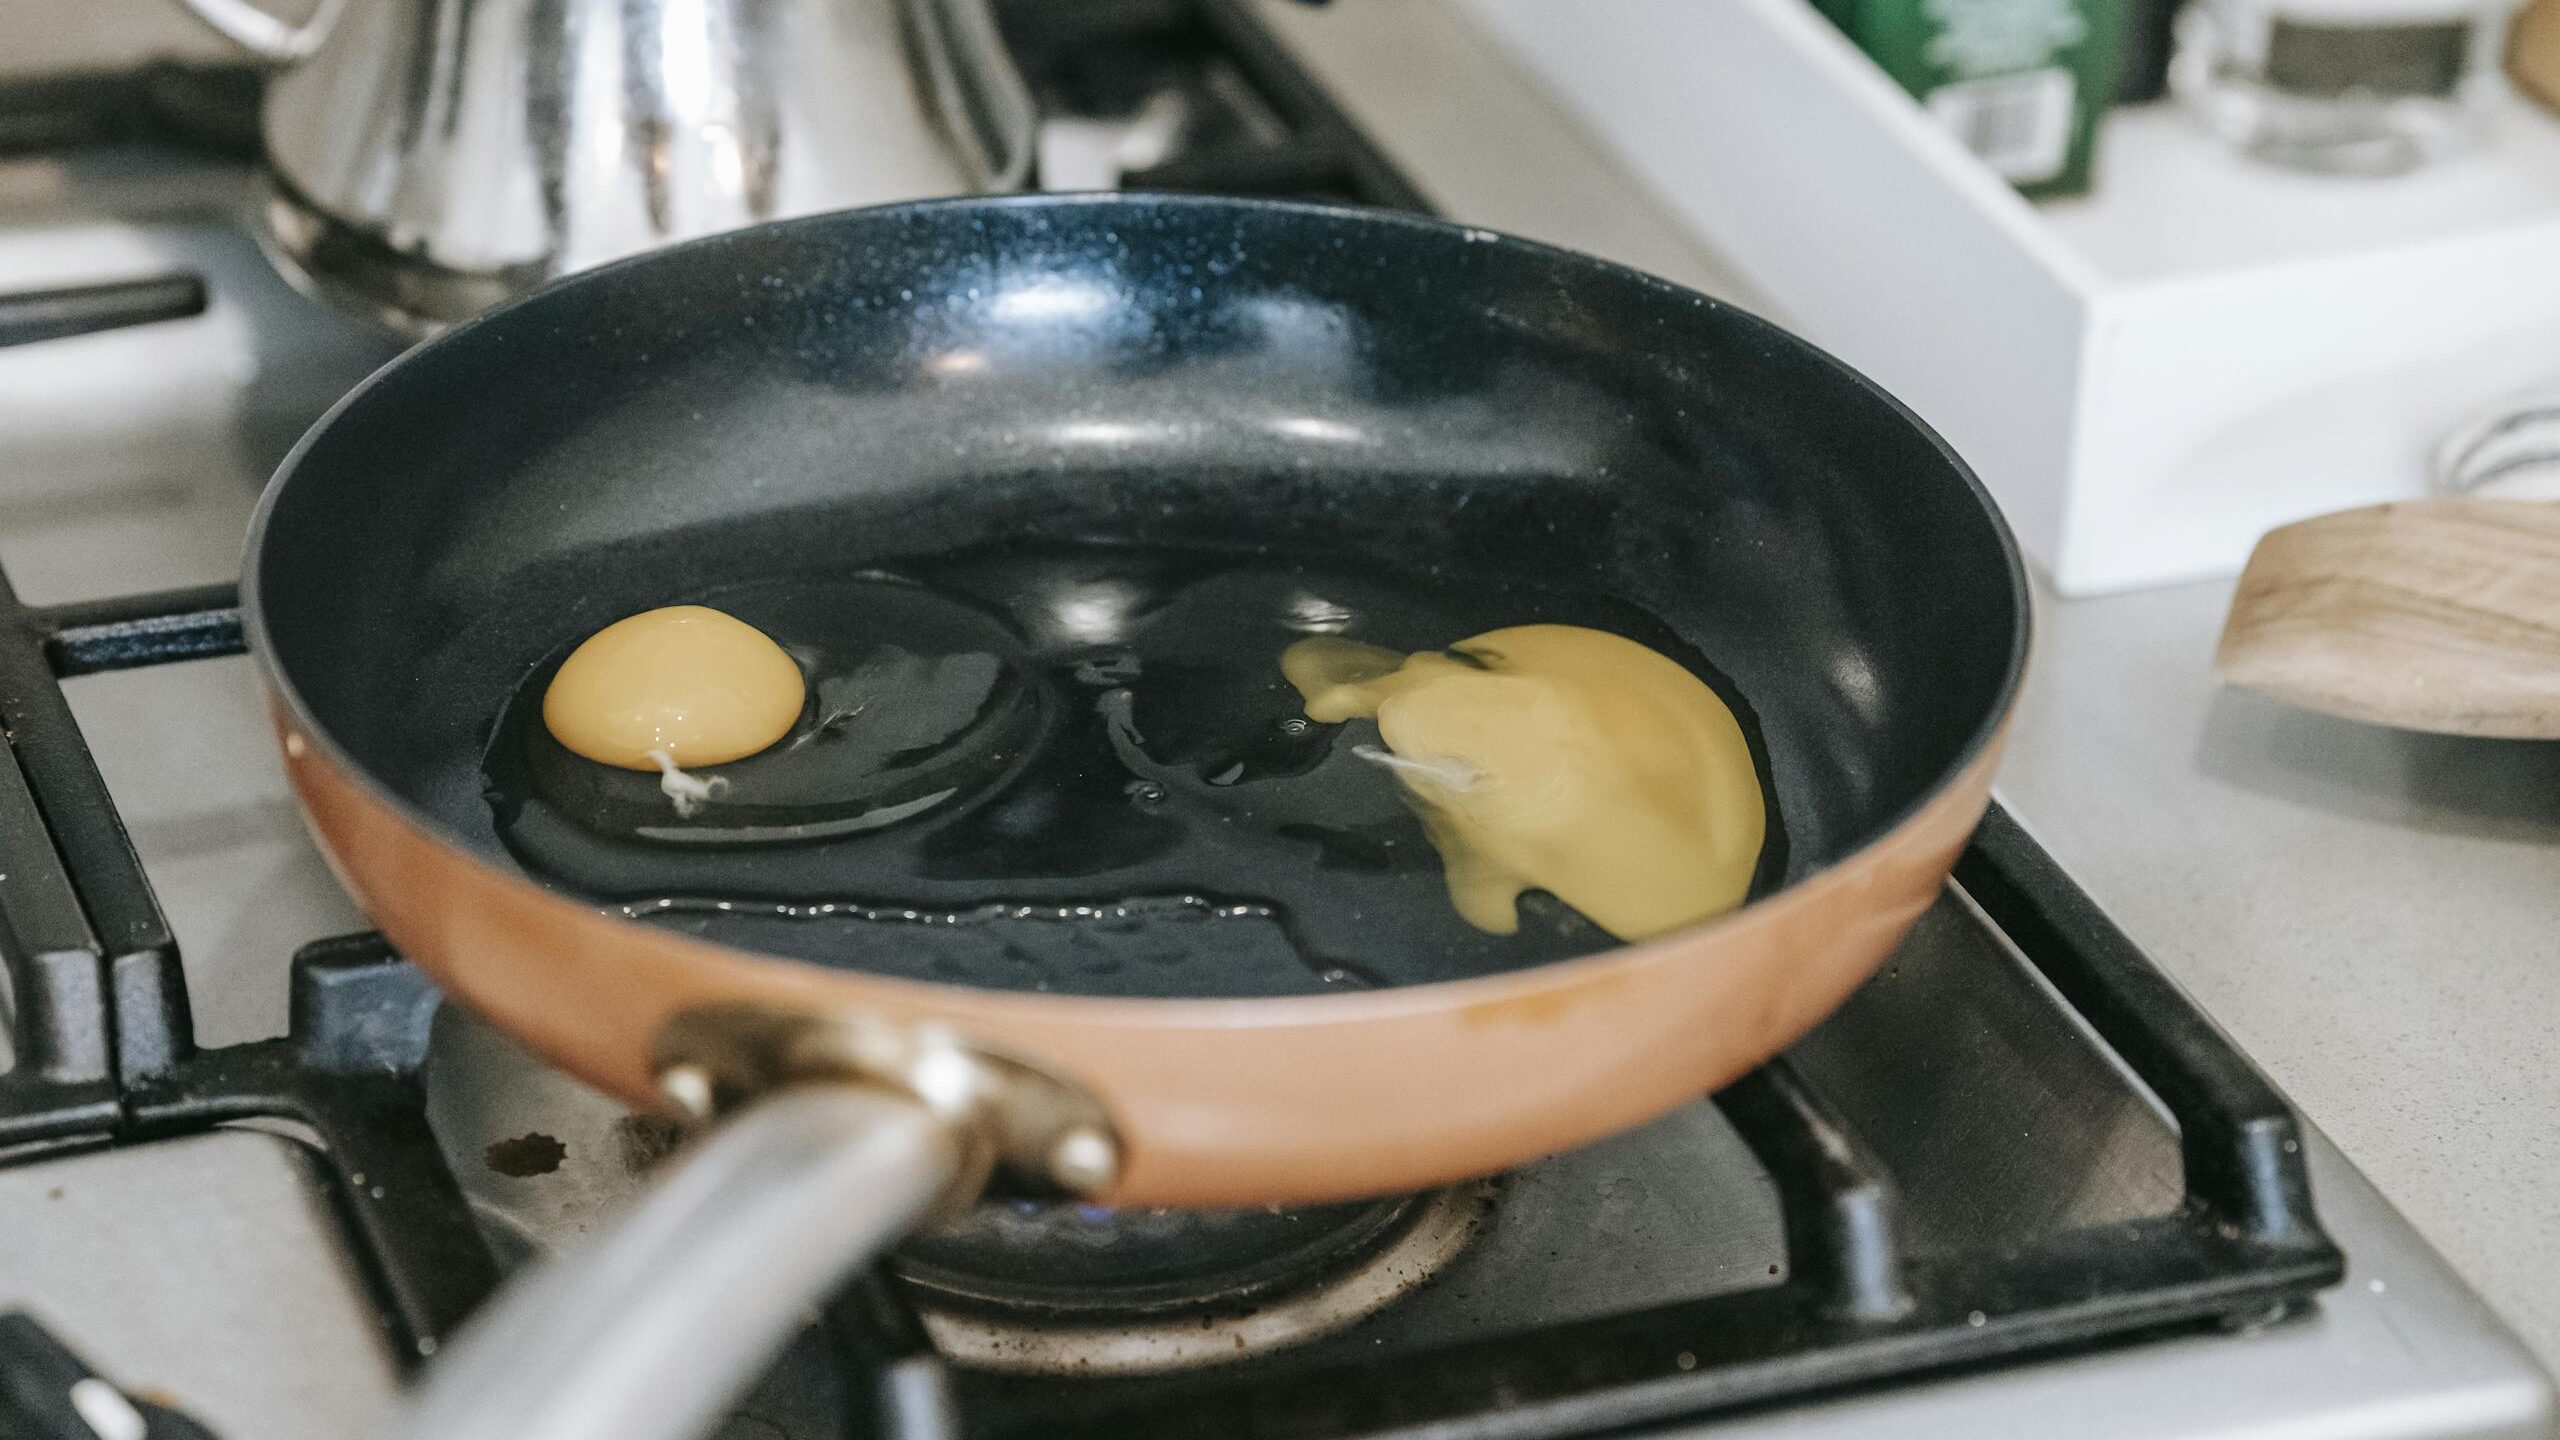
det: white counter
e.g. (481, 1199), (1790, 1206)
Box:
(1253, 0), (2560, 1364)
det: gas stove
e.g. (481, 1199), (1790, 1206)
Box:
(0, 4), (2547, 1439)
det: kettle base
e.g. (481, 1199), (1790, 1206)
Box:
(256, 174), (532, 341)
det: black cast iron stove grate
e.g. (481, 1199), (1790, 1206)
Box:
(0, 3), (2341, 1436)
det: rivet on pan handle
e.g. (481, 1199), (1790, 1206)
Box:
(652, 1002), (1124, 1202)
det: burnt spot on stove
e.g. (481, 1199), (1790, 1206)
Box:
(483, 1132), (568, 1177)
(616, 1114), (683, 1175)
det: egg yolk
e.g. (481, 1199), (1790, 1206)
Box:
(1283, 625), (1765, 941)
(543, 605), (805, 770)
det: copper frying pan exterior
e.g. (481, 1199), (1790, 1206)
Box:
(244, 197), (2029, 1212)
(272, 698), (2006, 1209)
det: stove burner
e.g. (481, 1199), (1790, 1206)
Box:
(892, 1184), (1496, 1376)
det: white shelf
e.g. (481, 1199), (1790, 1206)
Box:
(1460, 0), (2560, 594)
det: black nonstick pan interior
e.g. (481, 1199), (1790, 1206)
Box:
(249, 196), (2025, 1002)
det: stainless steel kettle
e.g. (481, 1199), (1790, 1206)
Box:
(176, 0), (1035, 334)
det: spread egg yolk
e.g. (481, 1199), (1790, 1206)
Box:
(542, 605), (805, 770)
(1283, 625), (1766, 941)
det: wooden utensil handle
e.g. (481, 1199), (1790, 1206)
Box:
(2216, 498), (2560, 739)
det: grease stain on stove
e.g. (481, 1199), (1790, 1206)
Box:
(484, 1132), (569, 1178)
(616, 1114), (682, 1174)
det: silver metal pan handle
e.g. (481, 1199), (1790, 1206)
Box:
(381, 1084), (964, 1440)
(379, 1004), (1118, 1440)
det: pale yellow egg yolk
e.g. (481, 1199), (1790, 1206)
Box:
(542, 605), (805, 770)
(1283, 625), (1765, 941)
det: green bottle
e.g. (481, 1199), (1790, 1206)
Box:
(1813, 0), (2134, 198)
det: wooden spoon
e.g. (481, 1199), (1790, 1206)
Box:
(2215, 498), (2560, 739)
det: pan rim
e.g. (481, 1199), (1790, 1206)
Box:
(240, 191), (2032, 1024)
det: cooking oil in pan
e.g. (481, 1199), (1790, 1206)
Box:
(482, 543), (1777, 998)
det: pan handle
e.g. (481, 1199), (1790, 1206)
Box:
(380, 1084), (967, 1440)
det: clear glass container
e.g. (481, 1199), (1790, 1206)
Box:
(2172, 0), (2520, 174)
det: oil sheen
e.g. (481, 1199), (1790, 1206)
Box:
(482, 543), (1778, 999)
(1283, 628), (1764, 941)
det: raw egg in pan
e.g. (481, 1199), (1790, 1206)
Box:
(542, 605), (806, 771)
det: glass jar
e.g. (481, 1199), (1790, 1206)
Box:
(2172, 0), (2521, 174)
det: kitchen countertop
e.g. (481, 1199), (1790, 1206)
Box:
(1254, 0), (2560, 1366)
(2002, 575), (2560, 1361)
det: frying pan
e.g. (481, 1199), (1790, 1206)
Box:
(242, 195), (2026, 1440)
